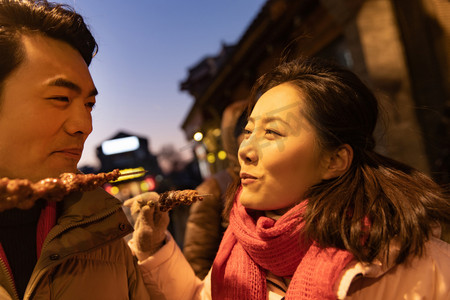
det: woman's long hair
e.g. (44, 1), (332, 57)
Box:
(225, 57), (450, 264)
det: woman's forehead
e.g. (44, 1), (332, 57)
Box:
(250, 84), (302, 121)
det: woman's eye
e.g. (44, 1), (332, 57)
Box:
(265, 129), (281, 137)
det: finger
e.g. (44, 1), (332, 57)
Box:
(152, 208), (170, 228)
(123, 195), (144, 215)
(134, 218), (155, 252)
(140, 205), (155, 227)
(140, 205), (169, 229)
(139, 192), (160, 204)
(130, 201), (143, 216)
(159, 210), (170, 228)
(123, 199), (132, 207)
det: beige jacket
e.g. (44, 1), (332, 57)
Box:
(134, 233), (450, 300)
(340, 236), (450, 299)
(0, 188), (150, 300)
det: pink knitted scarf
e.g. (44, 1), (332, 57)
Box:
(211, 191), (354, 299)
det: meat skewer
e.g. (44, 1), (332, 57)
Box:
(136, 190), (204, 212)
(0, 169), (123, 211)
(0, 170), (205, 213)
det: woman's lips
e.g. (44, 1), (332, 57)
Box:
(240, 172), (257, 185)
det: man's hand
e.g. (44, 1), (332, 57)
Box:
(124, 192), (170, 256)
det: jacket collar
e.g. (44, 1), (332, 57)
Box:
(57, 188), (123, 224)
(26, 189), (133, 299)
(36, 187), (132, 264)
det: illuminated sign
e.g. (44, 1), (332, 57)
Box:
(111, 167), (146, 182)
(101, 136), (140, 155)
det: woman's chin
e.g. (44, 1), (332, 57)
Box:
(239, 196), (257, 210)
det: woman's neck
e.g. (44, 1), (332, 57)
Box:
(265, 210), (282, 220)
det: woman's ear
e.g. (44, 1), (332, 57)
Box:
(321, 144), (353, 180)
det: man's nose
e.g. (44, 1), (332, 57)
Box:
(64, 103), (93, 137)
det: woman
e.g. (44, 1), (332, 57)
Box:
(126, 58), (450, 299)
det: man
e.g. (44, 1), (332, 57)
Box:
(0, 1), (150, 299)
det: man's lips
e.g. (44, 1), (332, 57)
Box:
(240, 172), (258, 185)
(53, 148), (83, 159)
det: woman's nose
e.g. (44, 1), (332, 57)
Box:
(238, 137), (258, 164)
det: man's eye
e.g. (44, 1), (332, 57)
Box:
(48, 96), (69, 102)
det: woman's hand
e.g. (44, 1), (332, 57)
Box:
(124, 192), (170, 256)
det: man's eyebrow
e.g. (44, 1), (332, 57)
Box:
(47, 78), (98, 97)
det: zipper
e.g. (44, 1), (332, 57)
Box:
(0, 257), (19, 300)
(24, 204), (128, 299)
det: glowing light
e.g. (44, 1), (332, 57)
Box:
(207, 153), (216, 164)
(104, 184), (113, 194)
(212, 128), (221, 137)
(141, 177), (156, 191)
(111, 167), (146, 182)
(110, 186), (119, 195)
(101, 136), (140, 155)
(217, 150), (227, 160)
(140, 181), (149, 192)
(193, 132), (203, 142)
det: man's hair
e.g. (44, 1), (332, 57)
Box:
(0, 0), (98, 91)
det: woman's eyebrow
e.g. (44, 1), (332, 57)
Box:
(249, 102), (298, 126)
(249, 115), (290, 127)
(262, 116), (289, 126)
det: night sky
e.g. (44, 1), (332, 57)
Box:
(58, 0), (265, 169)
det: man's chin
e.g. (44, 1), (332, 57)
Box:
(52, 166), (79, 177)
(35, 164), (79, 181)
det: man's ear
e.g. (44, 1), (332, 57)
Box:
(321, 144), (353, 180)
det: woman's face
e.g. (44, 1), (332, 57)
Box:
(238, 83), (329, 214)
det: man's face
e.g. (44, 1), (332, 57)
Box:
(0, 34), (96, 181)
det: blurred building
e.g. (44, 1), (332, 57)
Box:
(97, 131), (161, 173)
(95, 131), (164, 201)
(180, 0), (450, 184)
